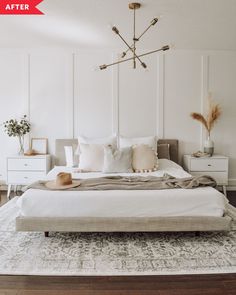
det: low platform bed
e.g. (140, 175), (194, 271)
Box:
(15, 139), (236, 235)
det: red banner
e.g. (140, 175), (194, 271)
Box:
(0, 0), (44, 15)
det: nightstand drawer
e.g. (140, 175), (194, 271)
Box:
(190, 158), (228, 172)
(190, 171), (228, 185)
(8, 158), (46, 171)
(7, 171), (46, 185)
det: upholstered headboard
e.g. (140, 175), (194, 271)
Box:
(157, 139), (179, 164)
(55, 138), (179, 166)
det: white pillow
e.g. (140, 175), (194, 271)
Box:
(76, 135), (117, 155)
(119, 136), (157, 149)
(64, 146), (79, 167)
(103, 146), (133, 173)
(78, 143), (104, 172)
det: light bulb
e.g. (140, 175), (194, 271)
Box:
(107, 23), (115, 30)
(92, 66), (99, 72)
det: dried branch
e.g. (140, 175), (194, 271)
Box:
(191, 113), (209, 133)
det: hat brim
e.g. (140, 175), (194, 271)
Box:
(45, 180), (81, 190)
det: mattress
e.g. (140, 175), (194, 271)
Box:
(17, 159), (227, 218)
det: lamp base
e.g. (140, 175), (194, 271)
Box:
(129, 3), (141, 10)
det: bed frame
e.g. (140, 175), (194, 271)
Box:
(16, 139), (235, 236)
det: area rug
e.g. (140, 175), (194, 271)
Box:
(0, 197), (235, 275)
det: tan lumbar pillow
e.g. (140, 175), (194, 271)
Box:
(132, 144), (158, 173)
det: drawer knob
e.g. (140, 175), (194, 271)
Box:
(24, 177), (28, 179)
(24, 164), (28, 166)
(208, 164), (212, 166)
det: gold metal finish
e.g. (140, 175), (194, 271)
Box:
(129, 2), (141, 10)
(99, 3), (171, 70)
(100, 46), (169, 70)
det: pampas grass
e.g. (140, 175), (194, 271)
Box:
(191, 94), (221, 137)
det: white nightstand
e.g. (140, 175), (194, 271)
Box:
(183, 155), (229, 196)
(7, 155), (51, 199)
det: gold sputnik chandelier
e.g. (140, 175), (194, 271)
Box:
(99, 2), (170, 70)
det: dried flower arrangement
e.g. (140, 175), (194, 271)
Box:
(190, 95), (221, 138)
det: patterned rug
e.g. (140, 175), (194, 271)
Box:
(0, 197), (235, 275)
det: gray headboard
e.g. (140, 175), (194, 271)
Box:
(55, 138), (179, 166)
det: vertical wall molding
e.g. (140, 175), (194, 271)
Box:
(112, 53), (119, 137)
(200, 55), (209, 149)
(157, 54), (164, 139)
(24, 53), (31, 146)
(67, 52), (75, 138)
(73, 53), (79, 137)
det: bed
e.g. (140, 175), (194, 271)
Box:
(16, 139), (234, 235)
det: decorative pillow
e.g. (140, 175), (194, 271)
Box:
(119, 136), (157, 150)
(76, 135), (117, 155)
(132, 144), (158, 173)
(78, 143), (104, 172)
(103, 146), (133, 173)
(157, 143), (170, 160)
(64, 146), (79, 167)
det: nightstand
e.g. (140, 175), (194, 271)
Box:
(183, 155), (229, 196)
(7, 155), (51, 200)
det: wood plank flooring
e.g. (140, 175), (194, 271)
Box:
(0, 190), (235, 294)
(0, 274), (236, 295)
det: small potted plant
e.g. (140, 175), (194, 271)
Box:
(3, 115), (31, 155)
(190, 94), (221, 156)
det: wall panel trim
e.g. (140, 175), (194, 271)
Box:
(200, 54), (209, 148)
(157, 54), (164, 138)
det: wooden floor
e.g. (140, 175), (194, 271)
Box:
(0, 274), (235, 295)
(0, 191), (235, 294)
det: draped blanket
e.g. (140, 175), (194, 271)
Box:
(24, 174), (217, 191)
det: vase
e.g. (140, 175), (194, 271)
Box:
(204, 136), (214, 156)
(18, 136), (24, 155)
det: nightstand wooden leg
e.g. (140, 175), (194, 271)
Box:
(223, 185), (227, 196)
(7, 184), (12, 200)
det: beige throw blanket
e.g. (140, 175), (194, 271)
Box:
(25, 174), (217, 191)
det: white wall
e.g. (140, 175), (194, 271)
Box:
(0, 49), (236, 187)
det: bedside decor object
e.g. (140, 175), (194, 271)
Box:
(192, 151), (211, 158)
(191, 94), (221, 156)
(99, 2), (170, 70)
(31, 138), (48, 155)
(3, 115), (31, 155)
(24, 148), (37, 156)
(183, 154), (228, 196)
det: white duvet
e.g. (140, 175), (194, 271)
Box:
(17, 159), (227, 218)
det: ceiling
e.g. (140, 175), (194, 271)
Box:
(0, 0), (235, 50)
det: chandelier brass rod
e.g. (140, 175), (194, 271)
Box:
(133, 6), (136, 68)
(137, 24), (153, 41)
(121, 18), (159, 59)
(100, 46), (168, 69)
(116, 29), (145, 67)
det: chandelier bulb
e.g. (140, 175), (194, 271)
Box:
(141, 62), (147, 69)
(99, 64), (107, 70)
(92, 66), (100, 72)
(151, 18), (159, 26)
(121, 52), (127, 58)
(112, 26), (119, 35)
(162, 45), (170, 51)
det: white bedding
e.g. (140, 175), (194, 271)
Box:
(17, 159), (227, 218)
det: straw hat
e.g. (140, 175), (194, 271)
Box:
(45, 172), (80, 190)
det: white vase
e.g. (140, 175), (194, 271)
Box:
(204, 136), (214, 156)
